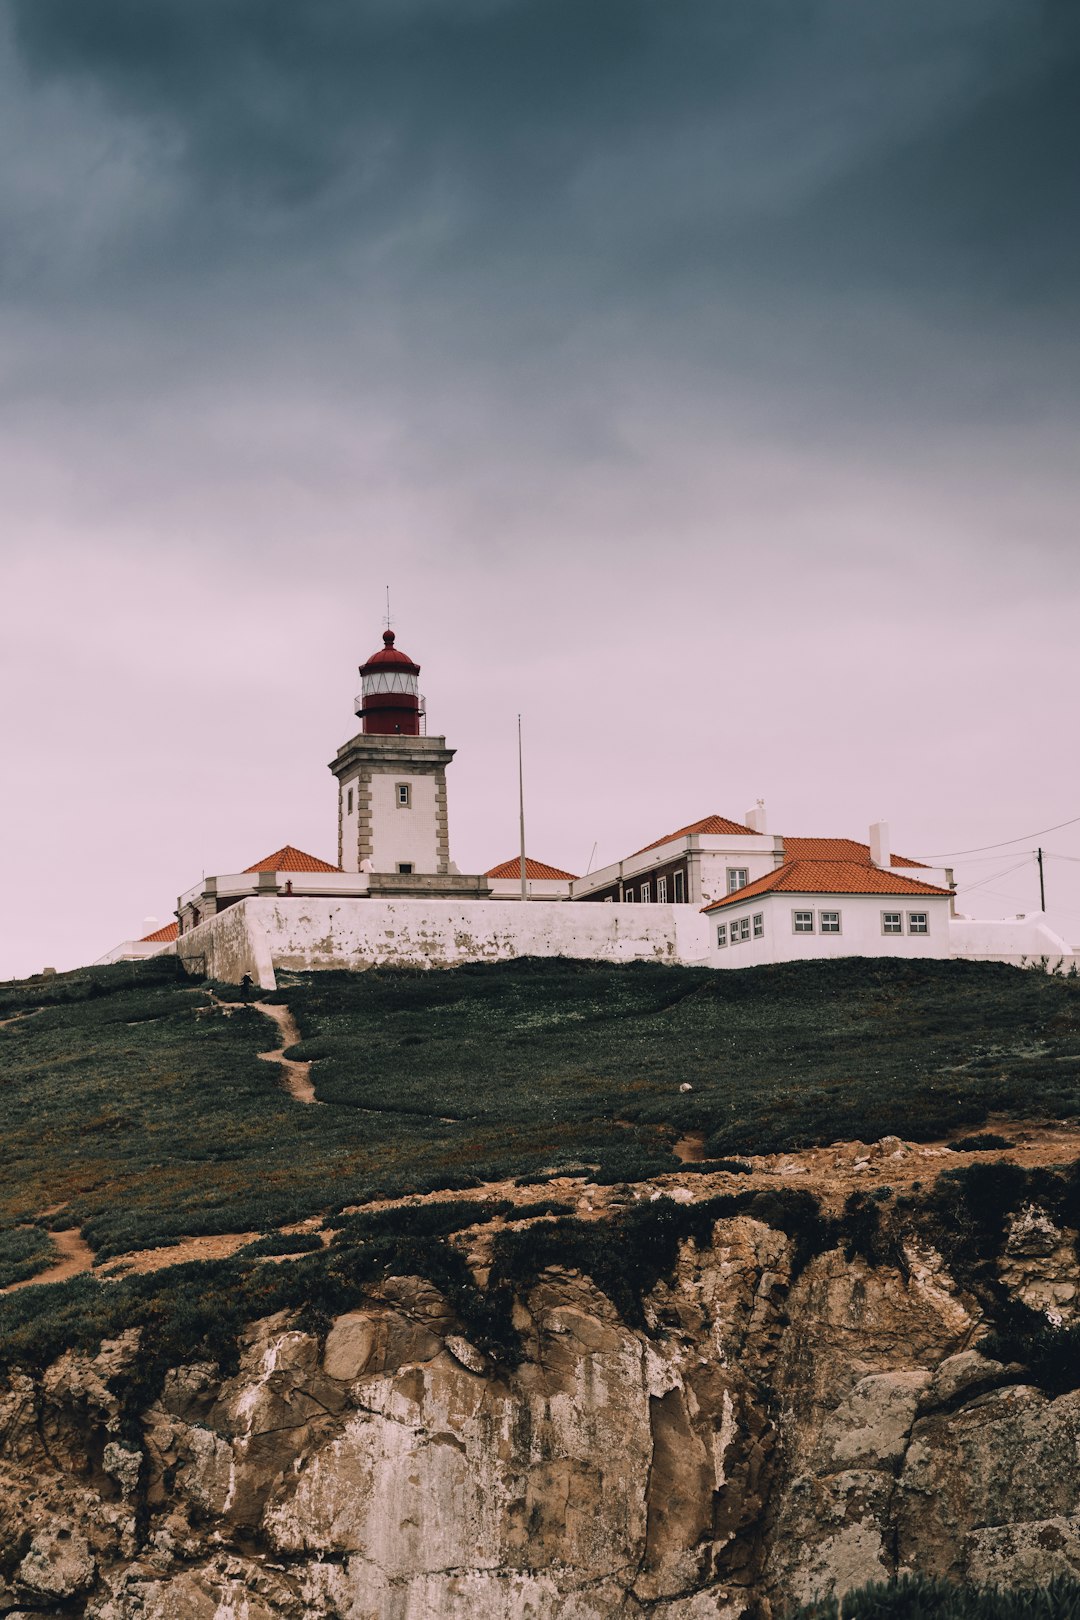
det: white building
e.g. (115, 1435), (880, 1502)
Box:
(703, 858), (953, 967)
(97, 623), (1079, 980)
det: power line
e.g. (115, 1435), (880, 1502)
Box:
(955, 857), (1033, 895)
(915, 812), (1080, 860)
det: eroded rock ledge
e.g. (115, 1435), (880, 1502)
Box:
(2, 1177), (1079, 1620)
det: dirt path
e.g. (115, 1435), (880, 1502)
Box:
(254, 1001), (318, 1105)
(2, 1228), (95, 1294)
(0, 1008), (43, 1031)
(206, 992), (318, 1105)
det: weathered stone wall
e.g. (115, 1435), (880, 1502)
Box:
(3, 1208), (1078, 1618)
(180, 895), (713, 988)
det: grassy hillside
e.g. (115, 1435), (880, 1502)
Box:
(2, 954), (1080, 1399)
(2, 954), (1079, 1259)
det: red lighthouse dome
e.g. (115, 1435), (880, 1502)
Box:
(357, 630), (423, 735)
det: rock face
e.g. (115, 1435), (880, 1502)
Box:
(1, 1210), (1078, 1619)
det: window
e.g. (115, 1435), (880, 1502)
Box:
(657, 876), (668, 903)
(397, 783), (411, 808)
(641, 881), (652, 903)
(346, 788), (354, 816)
(672, 870), (685, 903)
(820, 910), (841, 934)
(727, 868), (749, 894)
(908, 911), (929, 934)
(793, 910), (814, 934)
(398, 862), (414, 875)
(604, 896), (614, 903)
(716, 923), (727, 947)
(753, 912), (764, 938)
(623, 886), (634, 902)
(731, 916), (751, 942)
(882, 912), (903, 935)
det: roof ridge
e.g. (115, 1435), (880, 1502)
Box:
(702, 857), (953, 911)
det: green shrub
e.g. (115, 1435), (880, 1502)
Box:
(949, 1134), (1016, 1153)
(789, 1573), (1080, 1618)
(239, 1232), (325, 1257)
(0, 1225), (56, 1288)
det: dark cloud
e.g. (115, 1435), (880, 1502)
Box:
(8, 0), (1078, 306)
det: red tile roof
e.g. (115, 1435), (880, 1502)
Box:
(703, 860), (953, 912)
(140, 921), (179, 943)
(633, 816), (927, 868)
(486, 856), (579, 881)
(634, 814), (757, 855)
(244, 845), (342, 874)
(783, 837), (926, 868)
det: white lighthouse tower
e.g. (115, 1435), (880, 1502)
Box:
(328, 626), (491, 897)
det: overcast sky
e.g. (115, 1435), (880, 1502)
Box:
(2, 0), (1079, 979)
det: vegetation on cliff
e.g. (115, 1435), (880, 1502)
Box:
(2, 953), (1079, 1259)
(792, 1573), (1080, 1618)
(2, 953), (1080, 1402)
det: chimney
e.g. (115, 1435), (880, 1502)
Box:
(869, 821), (891, 870)
(745, 799), (767, 834)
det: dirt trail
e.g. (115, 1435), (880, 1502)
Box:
(207, 992), (318, 1105)
(254, 1001), (318, 1105)
(673, 1131), (706, 1163)
(0, 1008), (42, 1031)
(2, 1228), (95, 1294)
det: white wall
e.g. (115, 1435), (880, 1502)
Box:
(950, 914), (1079, 971)
(179, 896), (712, 988)
(487, 878), (574, 901)
(370, 772), (440, 873)
(339, 773), (359, 871)
(697, 847), (778, 906)
(95, 939), (176, 965)
(708, 893), (953, 967)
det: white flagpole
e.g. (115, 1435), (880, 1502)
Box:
(518, 714), (527, 902)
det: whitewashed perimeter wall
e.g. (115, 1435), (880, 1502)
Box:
(175, 901), (278, 988)
(949, 915), (1079, 973)
(178, 896), (712, 989)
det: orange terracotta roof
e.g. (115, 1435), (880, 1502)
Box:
(140, 921), (179, 943)
(782, 837), (926, 868)
(244, 845), (342, 874)
(703, 860), (953, 912)
(634, 814), (757, 855)
(485, 856), (579, 881)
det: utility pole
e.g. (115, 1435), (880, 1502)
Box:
(1037, 847), (1046, 912)
(518, 715), (527, 903)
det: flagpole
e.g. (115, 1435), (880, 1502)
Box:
(518, 714), (527, 902)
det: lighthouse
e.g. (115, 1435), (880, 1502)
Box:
(329, 626), (489, 895)
(356, 629), (423, 736)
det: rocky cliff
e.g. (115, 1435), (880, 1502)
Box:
(2, 1134), (1079, 1620)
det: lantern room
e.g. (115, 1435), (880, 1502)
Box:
(356, 630), (424, 735)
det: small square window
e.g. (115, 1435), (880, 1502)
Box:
(820, 910), (841, 934)
(398, 862), (414, 875)
(716, 923), (727, 947)
(793, 910), (814, 934)
(673, 871), (685, 903)
(908, 912), (929, 934)
(753, 912), (764, 938)
(397, 783), (411, 808)
(882, 912), (903, 935)
(727, 868), (749, 894)
(657, 876), (668, 903)
(641, 881), (652, 903)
